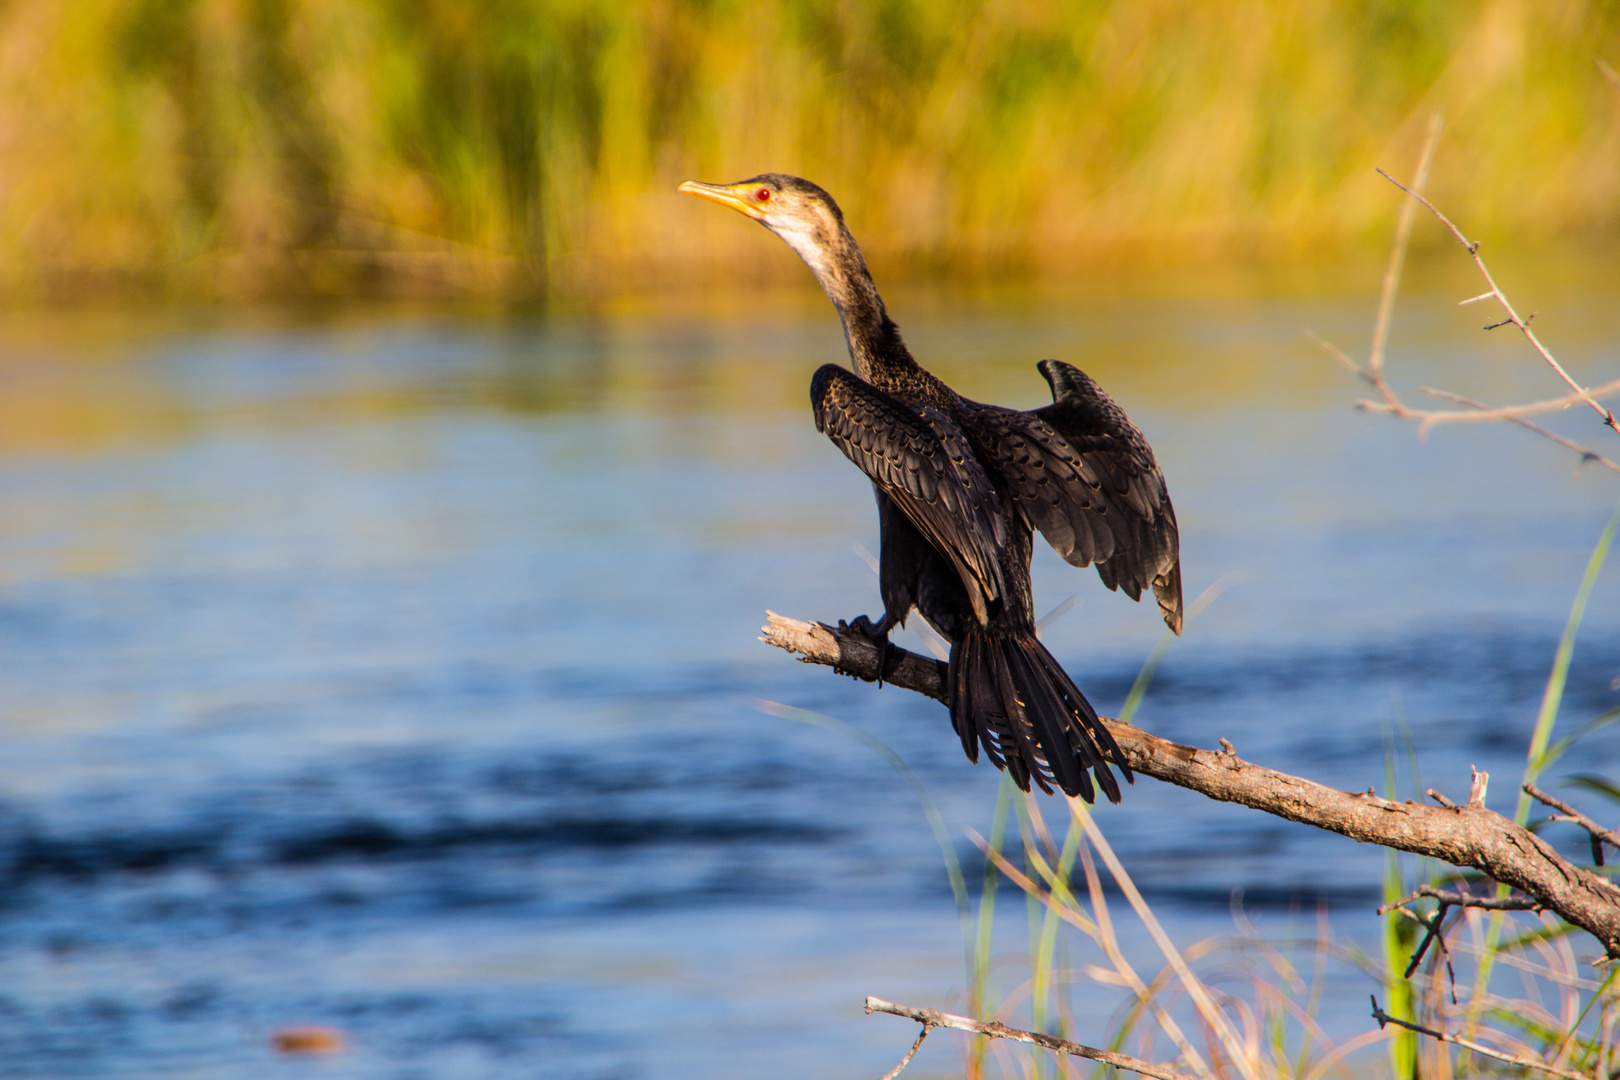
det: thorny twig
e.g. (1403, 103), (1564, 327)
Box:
(1526, 783), (1620, 868)
(1373, 167), (1618, 433)
(864, 997), (1197, 1080)
(1377, 883), (1539, 997)
(1315, 116), (1620, 474)
(1370, 995), (1593, 1080)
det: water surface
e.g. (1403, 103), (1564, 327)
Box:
(1, 276), (1618, 1078)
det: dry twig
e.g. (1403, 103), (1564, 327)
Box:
(1370, 995), (1591, 1080)
(1377, 883), (1542, 988)
(1316, 118), (1620, 473)
(865, 997), (1197, 1080)
(1419, 388), (1620, 474)
(760, 612), (1620, 957)
(1526, 783), (1620, 867)
(1373, 168), (1618, 433)
(1379, 884), (1542, 916)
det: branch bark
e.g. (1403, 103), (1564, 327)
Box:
(761, 612), (1620, 958)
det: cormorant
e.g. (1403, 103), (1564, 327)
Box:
(680, 174), (1181, 803)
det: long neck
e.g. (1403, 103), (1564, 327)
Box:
(788, 222), (921, 387)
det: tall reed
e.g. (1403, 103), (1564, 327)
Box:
(2, 1), (1618, 298)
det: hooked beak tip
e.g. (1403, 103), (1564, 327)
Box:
(679, 180), (766, 220)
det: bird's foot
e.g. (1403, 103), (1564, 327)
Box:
(838, 614), (900, 686)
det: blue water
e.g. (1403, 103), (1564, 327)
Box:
(0, 281), (1617, 1078)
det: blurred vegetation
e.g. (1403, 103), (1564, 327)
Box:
(1, 0), (1618, 300)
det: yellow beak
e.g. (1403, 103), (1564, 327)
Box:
(678, 180), (767, 221)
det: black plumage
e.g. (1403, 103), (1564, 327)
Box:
(680, 173), (1182, 802)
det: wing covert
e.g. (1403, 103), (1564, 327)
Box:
(957, 360), (1183, 633)
(811, 364), (1007, 623)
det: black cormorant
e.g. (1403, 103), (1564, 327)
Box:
(680, 174), (1182, 803)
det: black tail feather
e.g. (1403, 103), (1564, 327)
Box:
(947, 629), (1128, 804)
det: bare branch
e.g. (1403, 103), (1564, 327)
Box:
(1379, 884), (1542, 916)
(1374, 880), (1542, 992)
(1526, 783), (1620, 866)
(761, 612), (1620, 957)
(1374, 168), (1618, 432)
(1311, 337), (1620, 475)
(865, 997), (1197, 1080)
(1414, 379), (1620, 425)
(1370, 996), (1591, 1080)
(1318, 129), (1619, 477)
(1419, 389), (1620, 476)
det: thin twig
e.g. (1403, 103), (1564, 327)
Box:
(1374, 168), (1618, 432)
(1378, 884), (1540, 916)
(1526, 783), (1620, 866)
(1318, 127), (1619, 471)
(876, 1021), (932, 1080)
(865, 997), (1197, 1080)
(1413, 379), (1620, 426)
(1370, 995), (1591, 1080)
(1387, 901), (1453, 982)
(1418, 389), (1620, 476)
(1334, 359), (1620, 470)
(1376, 883), (1531, 996)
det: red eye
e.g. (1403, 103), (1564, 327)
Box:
(755, 188), (771, 203)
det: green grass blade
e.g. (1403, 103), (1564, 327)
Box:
(1381, 719), (1418, 1080)
(1516, 499), (1620, 824)
(1474, 498), (1620, 1036)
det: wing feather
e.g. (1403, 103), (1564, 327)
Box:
(955, 360), (1183, 633)
(811, 364), (1007, 623)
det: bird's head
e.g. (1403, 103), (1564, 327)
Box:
(678, 174), (851, 278)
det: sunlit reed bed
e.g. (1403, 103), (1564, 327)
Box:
(1, 2), (1617, 299)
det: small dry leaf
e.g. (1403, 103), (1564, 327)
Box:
(271, 1026), (346, 1055)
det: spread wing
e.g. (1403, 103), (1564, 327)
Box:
(957, 360), (1182, 633)
(811, 364), (1007, 624)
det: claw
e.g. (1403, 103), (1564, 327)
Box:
(845, 613), (900, 686)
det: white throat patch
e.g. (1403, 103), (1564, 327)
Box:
(772, 219), (834, 282)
